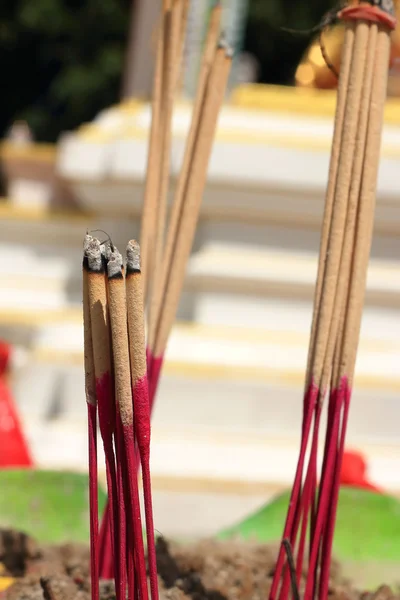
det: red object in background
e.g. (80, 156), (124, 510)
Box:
(0, 342), (11, 378)
(0, 341), (33, 468)
(340, 450), (382, 494)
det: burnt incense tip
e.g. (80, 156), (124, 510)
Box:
(84, 236), (103, 273)
(217, 35), (234, 58)
(126, 240), (141, 274)
(107, 249), (124, 280)
(101, 242), (112, 263)
(218, 34), (227, 50)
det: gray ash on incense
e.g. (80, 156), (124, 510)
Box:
(107, 248), (124, 280)
(84, 235), (103, 273)
(218, 35), (234, 59)
(126, 240), (141, 275)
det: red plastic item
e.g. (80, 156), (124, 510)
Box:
(340, 450), (382, 493)
(0, 341), (33, 468)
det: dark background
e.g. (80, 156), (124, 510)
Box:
(0, 0), (333, 143)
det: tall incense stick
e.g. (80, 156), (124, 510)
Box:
(83, 236), (99, 600)
(126, 240), (159, 600)
(85, 237), (121, 597)
(107, 248), (149, 600)
(147, 39), (233, 407)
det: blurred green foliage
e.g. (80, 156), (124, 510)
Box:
(0, 0), (332, 142)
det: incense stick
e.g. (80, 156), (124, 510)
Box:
(148, 0), (184, 332)
(140, 3), (166, 302)
(148, 1), (222, 355)
(85, 237), (121, 596)
(83, 237), (99, 600)
(126, 240), (159, 600)
(147, 41), (232, 405)
(107, 248), (149, 600)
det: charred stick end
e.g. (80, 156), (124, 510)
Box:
(126, 240), (141, 276)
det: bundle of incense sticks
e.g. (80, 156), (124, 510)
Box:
(270, 3), (396, 600)
(100, 0), (232, 572)
(83, 235), (158, 600)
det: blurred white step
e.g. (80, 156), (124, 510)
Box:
(187, 242), (400, 305)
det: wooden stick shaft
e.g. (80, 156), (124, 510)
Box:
(154, 45), (232, 356)
(149, 2), (181, 311)
(148, 4), (222, 350)
(140, 7), (166, 302)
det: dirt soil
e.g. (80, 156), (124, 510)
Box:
(0, 528), (398, 600)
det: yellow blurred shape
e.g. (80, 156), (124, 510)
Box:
(0, 577), (14, 592)
(308, 44), (325, 68)
(295, 64), (315, 87)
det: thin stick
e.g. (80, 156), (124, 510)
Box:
(85, 237), (121, 597)
(98, 508), (113, 580)
(140, 3), (166, 302)
(83, 237), (99, 600)
(282, 540), (300, 600)
(149, 0), (182, 325)
(148, 2), (222, 353)
(153, 42), (232, 361)
(107, 249), (149, 600)
(126, 240), (159, 600)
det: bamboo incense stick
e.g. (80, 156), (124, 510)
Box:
(102, 242), (129, 600)
(140, 4), (167, 303)
(148, 41), (232, 395)
(107, 248), (149, 600)
(83, 237), (99, 600)
(85, 236), (121, 596)
(126, 240), (159, 600)
(148, 1), (222, 355)
(149, 0), (184, 331)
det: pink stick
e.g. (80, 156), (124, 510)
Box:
(134, 375), (159, 600)
(96, 373), (120, 592)
(279, 402), (322, 600)
(98, 506), (113, 580)
(304, 391), (342, 600)
(87, 403), (99, 600)
(269, 382), (319, 600)
(123, 424), (149, 600)
(318, 380), (351, 600)
(115, 415), (127, 600)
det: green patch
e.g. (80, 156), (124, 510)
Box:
(0, 469), (107, 544)
(218, 487), (400, 589)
